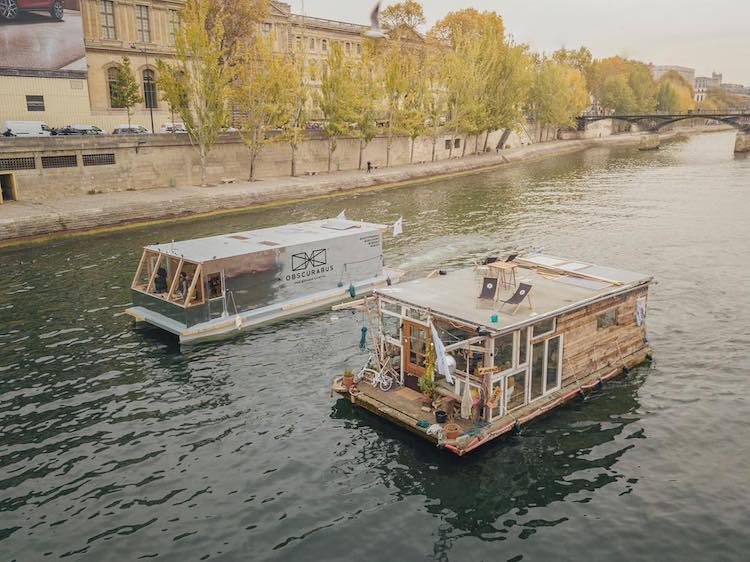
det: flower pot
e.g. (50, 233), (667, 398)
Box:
(443, 422), (462, 440)
(343, 374), (354, 388)
(435, 410), (448, 424)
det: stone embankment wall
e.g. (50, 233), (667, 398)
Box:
(0, 120), (612, 201)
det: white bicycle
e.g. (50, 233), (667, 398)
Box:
(355, 353), (398, 392)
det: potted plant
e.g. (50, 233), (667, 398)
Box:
(443, 422), (462, 440)
(342, 368), (354, 388)
(418, 374), (438, 403)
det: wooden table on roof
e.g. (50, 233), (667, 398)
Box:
(486, 260), (518, 289)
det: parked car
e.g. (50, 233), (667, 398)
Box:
(0, 0), (64, 21)
(112, 124), (150, 135)
(54, 124), (105, 136)
(1, 120), (53, 137)
(160, 122), (187, 133)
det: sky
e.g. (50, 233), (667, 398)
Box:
(287, 0), (750, 85)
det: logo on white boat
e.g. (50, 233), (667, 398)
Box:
(292, 249), (327, 271)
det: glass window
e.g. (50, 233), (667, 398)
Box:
(505, 371), (526, 412)
(546, 337), (561, 392)
(25, 95), (44, 112)
(597, 309), (618, 329)
(444, 139), (451, 150)
(168, 9), (179, 45)
(382, 314), (400, 340)
(493, 333), (513, 372)
(322, 39), (327, 51)
(518, 327), (528, 365)
(135, 5), (150, 43)
(143, 69), (157, 109)
(345, 42), (351, 54)
(309, 37), (315, 50)
(356, 43), (361, 55)
(107, 67), (123, 108)
(454, 138), (460, 148)
(530, 343), (544, 400)
(532, 317), (555, 338)
(100, 0), (116, 40)
(207, 273), (223, 299)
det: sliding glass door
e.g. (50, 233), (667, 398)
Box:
(529, 335), (562, 401)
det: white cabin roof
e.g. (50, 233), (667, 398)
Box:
(146, 219), (386, 262)
(375, 254), (652, 332)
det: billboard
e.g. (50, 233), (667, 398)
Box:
(0, 0), (86, 77)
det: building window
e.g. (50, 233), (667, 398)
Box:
(444, 139), (451, 150)
(168, 9), (179, 46)
(135, 5), (150, 43)
(454, 138), (460, 149)
(356, 43), (361, 55)
(100, 0), (116, 40)
(143, 69), (157, 109)
(345, 41), (351, 54)
(309, 37), (315, 51)
(261, 22), (272, 38)
(597, 309), (618, 330)
(532, 317), (555, 338)
(321, 39), (327, 52)
(108, 67), (123, 108)
(26, 95), (45, 111)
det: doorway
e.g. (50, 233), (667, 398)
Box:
(0, 172), (18, 203)
(402, 320), (427, 390)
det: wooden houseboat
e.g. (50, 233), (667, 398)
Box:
(126, 218), (403, 344)
(332, 253), (652, 455)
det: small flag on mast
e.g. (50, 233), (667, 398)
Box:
(392, 216), (403, 236)
(336, 210), (347, 220)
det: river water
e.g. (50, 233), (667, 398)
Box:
(1, 131), (748, 561)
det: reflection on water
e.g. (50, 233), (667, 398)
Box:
(2, 131), (750, 560)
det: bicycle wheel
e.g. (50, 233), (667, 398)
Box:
(358, 368), (379, 384)
(379, 374), (394, 392)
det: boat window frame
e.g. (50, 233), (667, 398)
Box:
(131, 250), (204, 308)
(528, 334), (564, 402)
(184, 263), (205, 307)
(531, 317), (556, 340)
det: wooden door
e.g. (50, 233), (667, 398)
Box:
(403, 320), (427, 390)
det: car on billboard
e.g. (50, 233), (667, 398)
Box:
(2, 121), (53, 136)
(0, 0), (64, 21)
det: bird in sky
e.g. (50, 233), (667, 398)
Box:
(364, 1), (386, 38)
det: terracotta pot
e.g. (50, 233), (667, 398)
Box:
(343, 374), (354, 388)
(444, 422), (461, 440)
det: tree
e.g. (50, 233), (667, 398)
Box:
(528, 59), (588, 141)
(280, 42), (310, 177)
(382, 39), (417, 166)
(429, 8), (504, 48)
(423, 45), (448, 162)
(232, 34), (294, 180)
(158, 0), (233, 186)
(656, 71), (695, 112)
(206, 0), (270, 61)
(351, 42), (383, 169)
(380, 0), (425, 32)
(628, 62), (657, 112)
(317, 42), (357, 172)
(110, 56), (142, 129)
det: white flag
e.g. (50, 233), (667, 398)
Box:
(392, 216), (403, 237)
(336, 209), (347, 220)
(431, 322), (454, 384)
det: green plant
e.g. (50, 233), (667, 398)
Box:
(418, 374), (438, 401)
(343, 368), (354, 378)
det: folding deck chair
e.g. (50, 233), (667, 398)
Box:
(499, 283), (533, 315)
(478, 277), (499, 302)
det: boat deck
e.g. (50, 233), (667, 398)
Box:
(334, 345), (650, 455)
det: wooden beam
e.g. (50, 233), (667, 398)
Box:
(185, 264), (203, 306)
(130, 250), (147, 289)
(515, 258), (623, 286)
(145, 254), (163, 294)
(166, 258), (184, 302)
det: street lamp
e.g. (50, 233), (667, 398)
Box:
(131, 43), (155, 134)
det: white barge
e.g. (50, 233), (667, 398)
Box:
(126, 218), (403, 344)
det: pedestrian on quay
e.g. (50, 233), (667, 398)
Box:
(367, 161), (373, 173)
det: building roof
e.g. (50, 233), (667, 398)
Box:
(375, 254), (652, 333)
(145, 219), (386, 263)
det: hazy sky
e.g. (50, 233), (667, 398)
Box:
(287, 0), (750, 84)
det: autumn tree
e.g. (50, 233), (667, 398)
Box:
(351, 42), (383, 169)
(317, 42), (357, 172)
(232, 34), (294, 180)
(655, 71), (695, 112)
(158, 0), (233, 186)
(380, 0), (425, 33)
(429, 8), (503, 48)
(423, 45), (448, 162)
(280, 42), (310, 177)
(110, 56), (143, 129)
(528, 59), (588, 141)
(206, 0), (270, 61)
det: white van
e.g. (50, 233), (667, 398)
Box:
(2, 121), (53, 137)
(160, 122), (187, 133)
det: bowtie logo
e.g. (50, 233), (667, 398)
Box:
(292, 249), (327, 271)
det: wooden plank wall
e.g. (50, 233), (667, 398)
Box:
(554, 287), (649, 385)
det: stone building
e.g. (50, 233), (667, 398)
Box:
(649, 64), (696, 86)
(694, 72), (722, 102)
(1, 1), (390, 131)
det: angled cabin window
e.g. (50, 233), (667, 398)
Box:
(166, 260), (203, 306)
(132, 250), (160, 291)
(532, 318), (555, 338)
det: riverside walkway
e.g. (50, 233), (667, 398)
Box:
(0, 129), (708, 245)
